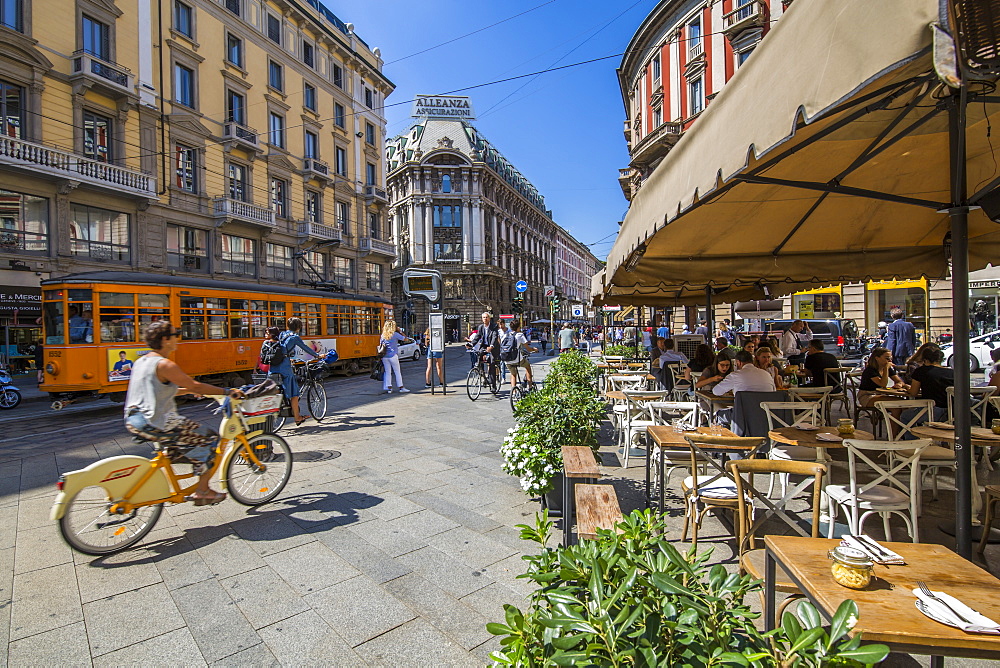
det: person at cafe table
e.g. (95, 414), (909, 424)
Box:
(905, 346), (954, 422)
(801, 339), (841, 390)
(713, 349), (776, 396)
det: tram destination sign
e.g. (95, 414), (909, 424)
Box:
(412, 95), (476, 120)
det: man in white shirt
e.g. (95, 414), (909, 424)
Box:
(500, 321), (537, 391)
(779, 320), (812, 362)
(713, 350), (776, 396)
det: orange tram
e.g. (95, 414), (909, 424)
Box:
(40, 271), (392, 409)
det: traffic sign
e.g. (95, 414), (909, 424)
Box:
(544, 285), (555, 298)
(514, 280), (528, 293)
(572, 305), (584, 318)
(602, 305), (622, 312)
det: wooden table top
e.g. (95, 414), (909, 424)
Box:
(647, 425), (737, 447)
(765, 536), (1000, 657)
(875, 387), (911, 397)
(911, 425), (1000, 445)
(561, 445), (600, 479)
(696, 390), (735, 404)
(768, 426), (875, 448)
(604, 390), (627, 402)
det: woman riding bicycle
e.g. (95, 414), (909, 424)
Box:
(271, 318), (320, 426)
(123, 320), (243, 506)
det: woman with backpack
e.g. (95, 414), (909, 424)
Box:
(265, 319), (319, 426)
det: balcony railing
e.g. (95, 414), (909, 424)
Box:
(0, 135), (156, 198)
(298, 221), (341, 242)
(71, 51), (134, 97)
(223, 122), (261, 152)
(687, 41), (704, 60)
(629, 120), (683, 167)
(303, 157), (330, 179)
(359, 236), (396, 257)
(212, 197), (276, 228)
(723, 0), (765, 37)
(364, 185), (388, 204)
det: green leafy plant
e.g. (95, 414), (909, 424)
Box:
(500, 351), (605, 496)
(603, 344), (643, 359)
(488, 510), (889, 667)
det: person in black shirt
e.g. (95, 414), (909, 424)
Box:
(802, 339), (841, 390)
(907, 347), (953, 421)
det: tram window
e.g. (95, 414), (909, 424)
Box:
(206, 297), (228, 339)
(99, 292), (136, 343)
(180, 296), (205, 340)
(326, 314), (337, 336)
(268, 302), (286, 329)
(294, 303), (321, 335)
(68, 289), (92, 302)
(351, 305), (362, 335)
(138, 294), (170, 342)
(338, 305), (351, 335)
(43, 301), (64, 344)
(248, 300), (267, 337)
(365, 307), (380, 335)
(230, 310), (250, 338)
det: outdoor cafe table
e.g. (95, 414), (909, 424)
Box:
(695, 390), (734, 422)
(645, 425), (738, 513)
(875, 387), (911, 398)
(764, 536), (1000, 666)
(768, 427), (875, 464)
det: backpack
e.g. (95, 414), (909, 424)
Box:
(260, 339), (286, 367)
(499, 330), (520, 363)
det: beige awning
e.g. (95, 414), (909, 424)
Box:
(601, 0), (1000, 301)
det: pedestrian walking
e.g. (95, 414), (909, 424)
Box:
(424, 327), (444, 388)
(884, 308), (917, 365)
(380, 320), (410, 394)
(558, 323), (578, 353)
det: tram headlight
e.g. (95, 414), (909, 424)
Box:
(45, 362), (58, 376)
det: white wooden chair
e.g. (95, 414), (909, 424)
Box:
(877, 399), (953, 503)
(761, 401), (823, 498)
(646, 401), (700, 488)
(826, 438), (930, 542)
(787, 386), (834, 425)
(620, 391), (670, 469)
(946, 386), (997, 427)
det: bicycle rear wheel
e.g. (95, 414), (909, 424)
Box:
(305, 382), (328, 421)
(509, 385), (523, 410)
(224, 433), (293, 505)
(58, 486), (162, 555)
(466, 368), (483, 401)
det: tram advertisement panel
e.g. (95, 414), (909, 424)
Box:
(294, 337), (338, 361)
(107, 347), (151, 381)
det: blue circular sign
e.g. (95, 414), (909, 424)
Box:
(515, 280), (528, 293)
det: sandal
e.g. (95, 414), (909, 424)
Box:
(188, 491), (227, 506)
(294, 416), (310, 427)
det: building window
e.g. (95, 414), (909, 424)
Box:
(433, 205), (463, 228)
(305, 191), (321, 223)
(364, 87), (374, 109)
(433, 243), (462, 262)
(174, 1), (193, 38)
(70, 203), (130, 262)
(0, 80), (23, 139)
(224, 0), (239, 16)
(0, 189), (49, 253)
(1, 0), (23, 32)
(332, 256), (353, 289)
(82, 111), (113, 163)
(365, 162), (376, 186)
(226, 90), (245, 125)
(268, 112), (285, 148)
(302, 42), (314, 68)
(303, 250), (325, 279)
(736, 47), (754, 67)
(265, 242), (293, 281)
(303, 83), (317, 111)
(82, 15), (110, 60)
(304, 130), (318, 159)
(174, 64), (195, 108)
(174, 144), (197, 192)
(441, 174), (451, 193)
(226, 33), (243, 67)
(688, 19), (701, 49)
(651, 54), (661, 81)
(336, 201), (350, 233)
(689, 77), (704, 115)
(266, 13), (281, 44)
(268, 60), (283, 91)
(335, 147), (347, 176)
(334, 103), (345, 128)
(270, 177), (287, 218)
(332, 63), (343, 88)
(166, 224), (208, 272)
(220, 234), (256, 276)
(228, 162), (247, 201)
(365, 122), (376, 145)
(368, 212), (380, 239)
(365, 262), (382, 291)
(652, 106), (662, 129)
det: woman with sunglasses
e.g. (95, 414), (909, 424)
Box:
(123, 320), (243, 506)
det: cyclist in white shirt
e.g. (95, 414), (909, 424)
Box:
(501, 321), (537, 391)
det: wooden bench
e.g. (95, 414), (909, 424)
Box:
(561, 446), (601, 546)
(575, 484), (624, 541)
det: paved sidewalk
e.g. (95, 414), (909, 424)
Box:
(1, 346), (543, 666)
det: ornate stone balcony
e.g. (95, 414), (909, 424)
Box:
(222, 122), (262, 153)
(70, 51), (134, 98)
(0, 135), (156, 198)
(359, 236), (396, 257)
(303, 158), (330, 180)
(298, 221), (342, 242)
(364, 185), (388, 204)
(723, 1), (765, 38)
(629, 121), (683, 170)
(212, 197), (276, 228)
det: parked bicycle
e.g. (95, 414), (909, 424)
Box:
(467, 350), (500, 401)
(50, 393), (292, 555)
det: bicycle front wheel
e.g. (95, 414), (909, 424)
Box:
(224, 433), (293, 505)
(306, 383), (328, 422)
(58, 486), (162, 555)
(466, 368), (483, 401)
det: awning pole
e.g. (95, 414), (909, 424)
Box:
(948, 86), (973, 559)
(705, 288), (713, 337)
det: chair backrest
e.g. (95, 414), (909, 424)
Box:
(607, 375), (646, 393)
(729, 458), (827, 552)
(650, 401), (699, 430)
(731, 390), (789, 437)
(788, 386), (833, 404)
(842, 438), (930, 499)
(875, 399), (936, 440)
(946, 386), (997, 427)
(683, 433), (767, 495)
(623, 390), (671, 425)
(823, 368), (846, 394)
(761, 401), (821, 431)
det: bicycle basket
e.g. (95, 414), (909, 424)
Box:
(241, 394), (281, 417)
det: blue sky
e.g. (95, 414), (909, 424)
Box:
(335, 0), (661, 262)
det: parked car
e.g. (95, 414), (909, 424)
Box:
(397, 338), (422, 362)
(761, 318), (862, 358)
(941, 329), (1000, 372)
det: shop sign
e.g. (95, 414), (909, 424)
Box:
(798, 302), (815, 318)
(0, 286), (41, 318)
(412, 95), (476, 120)
(866, 278), (927, 290)
(970, 280), (1000, 289)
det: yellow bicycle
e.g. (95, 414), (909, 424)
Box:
(50, 395), (292, 555)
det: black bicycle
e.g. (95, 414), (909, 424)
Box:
(508, 366), (537, 410)
(294, 359), (329, 422)
(467, 351), (500, 401)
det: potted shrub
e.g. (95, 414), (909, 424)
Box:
(488, 510), (890, 667)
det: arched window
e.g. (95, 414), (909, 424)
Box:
(441, 174), (451, 193)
